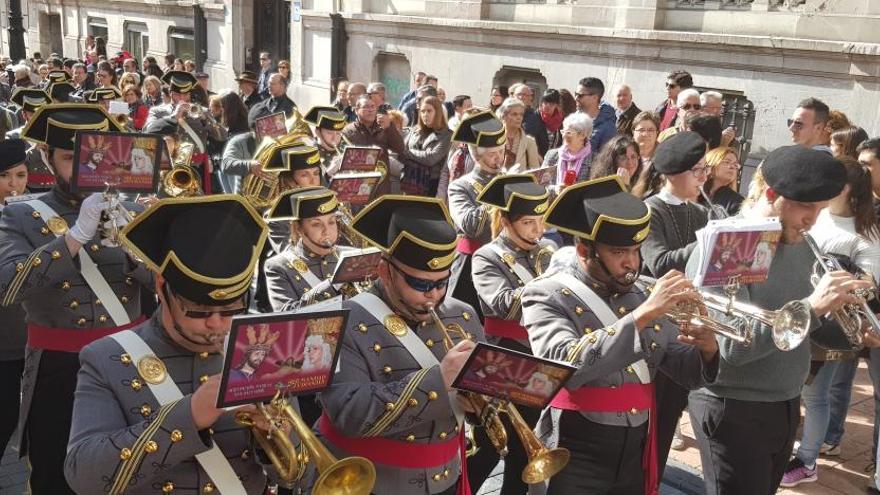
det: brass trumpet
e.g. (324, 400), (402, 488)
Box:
(427, 305), (570, 483)
(235, 392), (376, 494)
(802, 229), (880, 348)
(160, 142), (202, 197)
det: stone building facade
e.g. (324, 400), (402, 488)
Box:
(290, 0), (880, 157)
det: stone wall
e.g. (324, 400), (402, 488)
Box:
(290, 8), (880, 156)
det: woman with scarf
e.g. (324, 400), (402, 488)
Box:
(541, 112), (594, 189)
(540, 89), (564, 151)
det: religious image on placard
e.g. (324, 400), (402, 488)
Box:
(339, 146), (382, 173)
(217, 310), (348, 408)
(254, 111), (288, 142)
(329, 172), (383, 206)
(71, 131), (162, 193)
(454, 343), (575, 409)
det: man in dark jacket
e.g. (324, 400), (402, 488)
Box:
(513, 83), (549, 157)
(236, 71), (264, 110)
(614, 84), (640, 136)
(575, 77), (617, 153)
(247, 73), (296, 123)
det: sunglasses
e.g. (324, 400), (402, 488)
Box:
(665, 82), (678, 89)
(575, 92), (595, 99)
(681, 103), (701, 111)
(163, 285), (247, 319)
(388, 260), (450, 293)
(787, 119), (805, 130)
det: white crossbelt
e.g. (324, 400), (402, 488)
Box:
(484, 243), (534, 284)
(27, 199), (130, 326)
(356, 292), (465, 423)
(111, 330), (246, 494)
(555, 272), (651, 384)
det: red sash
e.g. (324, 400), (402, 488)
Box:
(318, 413), (471, 495)
(28, 316), (147, 353)
(27, 172), (56, 187)
(551, 383), (658, 495)
(456, 237), (483, 255)
(484, 317), (528, 340)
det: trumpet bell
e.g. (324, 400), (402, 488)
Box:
(313, 456), (376, 495)
(522, 447), (570, 484)
(771, 300), (812, 351)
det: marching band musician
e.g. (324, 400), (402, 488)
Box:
(0, 105), (147, 494)
(65, 194), (306, 494)
(684, 146), (872, 495)
(468, 173), (555, 493)
(522, 175), (720, 494)
(302, 105), (348, 179)
(315, 195), (484, 495)
(447, 110), (508, 320)
(265, 186), (353, 312)
(265, 144), (326, 255)
(146, 71), (227, 194)
(7, 88), (54, 192)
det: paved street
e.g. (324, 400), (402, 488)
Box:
(0, 362), (874, 494)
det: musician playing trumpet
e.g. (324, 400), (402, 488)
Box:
(522, 175), (720, 495)
(64, 195), (309, 494)
(315, 195), (483, 495)
(683, 146), (872, 495)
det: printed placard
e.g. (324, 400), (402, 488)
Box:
(71, 131), (162, 193)
(254, 111), (288, 142)
(329, 172), (383, 206)
(217, 309), (348, 408)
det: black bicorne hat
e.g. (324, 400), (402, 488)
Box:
(451, 110), (507, 147)
(477, 174), (550, 216)
(762, 145), (846, 202)
(544, 175), (651, 246)
(11, 88), (51, 113)
(283, 145), (322, 172)
(48, 81), (77, 103)
(87, 86), (122, 102)
(120, 195), (268, 305)
(303, 105), (347, 131)
(352, 195), (458, 272)
(653, 131), (706, 175)
(0, 139), (28, 172)
(46, 70), (71, 85)
(266, 186), (339, 221)
(21, 104), (126, 150)
(259, 141), (317, 172)
(161, 71), (198, 94)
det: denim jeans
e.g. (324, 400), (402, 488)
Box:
(797, 360), (857, 466)
(822, 358), (859, 447)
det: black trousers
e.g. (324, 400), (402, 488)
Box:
(27, 350), (79, 495)
(654, 370), (689, 475)
(0, 359), (24, 454)
(547, 411), (646, 494)
(451, 255), (483, 323)
(689, 391), (799, 495)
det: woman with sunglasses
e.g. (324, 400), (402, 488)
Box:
(65, 195), (312, 495)
(264, 187), (351, 312)
(277, 59), (291, 87)
(700, 147), (744, 217)
(469, 174), (555, 494)
(640, 131), (711, 477)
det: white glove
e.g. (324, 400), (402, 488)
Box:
(68, 193), (110, 245)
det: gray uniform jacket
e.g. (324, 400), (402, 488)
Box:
(315, 284), (484, 494)
(0, 188), (151, 454)
(146, 104), (227, 151)
(0, 204), (27, 361)
(447, 167), (496, 294)
(265, 242), (353, 311)
(472, 235), (555, 348)
(522, 250), (716, 444)
(65, 312), (302, 494)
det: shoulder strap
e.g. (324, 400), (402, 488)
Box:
(286, 250), (323, 289)
(484, 243), (534, 284)
(555, 272), (650, 384)
(110, 330), (246, 495)
(26, 199), (130, 326)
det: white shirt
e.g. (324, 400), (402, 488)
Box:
(809, 209), (880, 284)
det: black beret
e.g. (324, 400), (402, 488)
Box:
(161, 70), (198, 94)
(477, 174), (549, 216)
(267, 186), (338, 221)
(452, 110), (507, 148)
(120, 195), (268, 305)
(0, 139), (28, 172)
(762, 145), (846, 202)
(545, 175), (650, 246)
(303, 105), (347, 131)
(352, 195), (457, 272)
(653, 131), (707, 175)
(21, 104), (125, 150)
